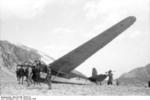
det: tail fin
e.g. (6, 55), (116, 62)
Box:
(89, 68), (108, 83)
(92, 68), (98, 77)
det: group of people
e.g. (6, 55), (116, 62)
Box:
(16, 60), (118, 89)
(16, 60), (52, 89)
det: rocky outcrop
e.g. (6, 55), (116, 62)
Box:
(0, 40), (85, 81)
(0, 40), (43, 72)
(118, 64), (150, 86)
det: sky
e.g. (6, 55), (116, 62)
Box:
(0, 0), (150, 78)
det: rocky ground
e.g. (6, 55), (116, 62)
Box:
(1, 65), (150, 96)
(1, 77), (150, 96)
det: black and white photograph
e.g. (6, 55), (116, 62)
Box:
(0, 0), (150, 96)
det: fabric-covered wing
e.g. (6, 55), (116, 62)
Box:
(50, 16), (136, 74)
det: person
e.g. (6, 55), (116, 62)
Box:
(26, 66), (33, 86)
(116, 79), (120, 86)
(31, 65), (37, 85)
(16, 64), (25, 84)
(107, 70), (113, 85)
(16, 65), (21, 84)
(34, 60), (41, 85)
(148, 81), (150, 88)
(46, 67), (52, 89)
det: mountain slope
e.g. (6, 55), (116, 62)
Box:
(118, 64), (150, 86)
(0, 40), (54, 83)
(0, 40), (86, 82)
(0, 40), (44, 71)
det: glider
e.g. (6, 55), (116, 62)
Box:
(47, 16), (136, 84)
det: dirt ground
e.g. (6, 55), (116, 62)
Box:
(1, 80), (150, 96)
(1, 68), (150, 96)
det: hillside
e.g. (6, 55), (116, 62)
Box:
(0, 40), (53, 83)
(0, 40), (55, 72)
(118, 64), (150, 86)
(0, 40), (86, 82)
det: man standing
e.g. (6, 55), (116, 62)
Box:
(33, 60), (41, 85)
(46, 67), (52, 89)
(107, 70), (113, 85)
(16, 64), (25, 84)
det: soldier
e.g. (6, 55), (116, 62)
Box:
(16, 64), (25, 84)
(148, 81), (150, 88)
(16, 65), (21, 84)
(46, 67), (52, 89)
(116, 79), (120, 86)
(107, 70), (113, 85)
(26, 66), (33, 86)
(34, 60), (41, 85)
